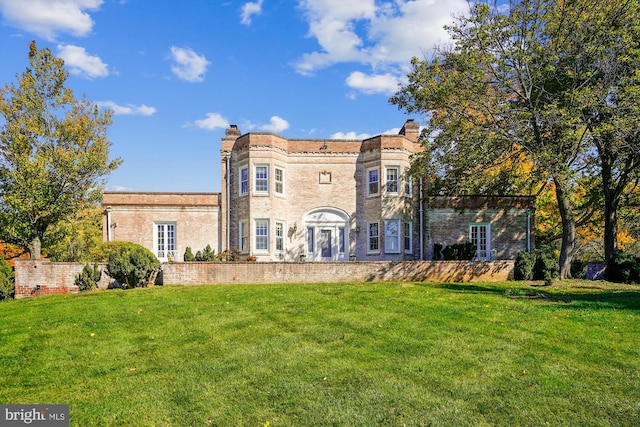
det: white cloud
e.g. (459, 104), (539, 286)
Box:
(240, 0), (263, 26)
(260, 116), (289, 133)
(0, 0), (103, 40)
(96, 101), (156, 116)
(56, 44), (109, 78)
(330, 131), (372, 140)
(169, 46), (210, 83)
(191, 113), (230, 131)
(345, 71), (399, 95)
(294, 0), (469, 94)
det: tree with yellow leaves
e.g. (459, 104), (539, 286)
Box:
(0, 41), (121, 259)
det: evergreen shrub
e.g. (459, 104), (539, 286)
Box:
(106, 242), (160, 289)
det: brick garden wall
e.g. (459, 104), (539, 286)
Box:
(14, 260), (112, 298)
(14, 259), (514, 298)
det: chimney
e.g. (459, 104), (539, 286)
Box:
(399, 119), (420, 143)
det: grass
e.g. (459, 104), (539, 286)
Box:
(1, 280), (639, 426)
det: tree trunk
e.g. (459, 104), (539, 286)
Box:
(602, 185), (620, 265)
(554, 178), (576, 279)
(29, 235), (42, 259)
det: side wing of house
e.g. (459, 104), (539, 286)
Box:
(424, 196), (535, 260)
(102, 192), (221, 262)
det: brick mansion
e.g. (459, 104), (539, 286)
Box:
(102, 120), (534, 263)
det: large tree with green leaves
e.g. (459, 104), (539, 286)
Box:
(391, 0), (639, 278)
(569, 0), (640, 263)
(0, 41), (121, 259)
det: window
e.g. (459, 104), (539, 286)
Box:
(255, 219), (269, 251)
(254, 165), (269, 193)
(367, 168), (379, 196)
(470, 223), (491, 260)
(385, 167), (399, 194)
(368, 222), (379, 253)
(275, 167), (284, 194)
(307, 227), (314, 254)
(239, 167), (248, 196)
(239, 221), (248, 252)
(155, 222), (176, 261)
(338, 227), (345, 254)
(275, 221), (284, 252)
(384, 220), (400, 253)
(404, 221), (412, 253)
(404, 169), (412, 198)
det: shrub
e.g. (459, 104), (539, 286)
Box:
(217, 249), (241, 262)
(571, 260), (588, 280)
(514, 250), (535, 280)
(433, 243), (443, 260)
(605, 251), (640, 284)
(74, 263), (101, 291)
(183, 247), (195, 262)
(533, 245), (559, 283)
(0, 258), (14, 301)
(514, 247), (559, 283)
(195, 244), (216, 261)
(442, 242), (476, 260)
(106, 242), (160, 289)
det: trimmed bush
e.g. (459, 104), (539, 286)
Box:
(605, 251), (640, 284)
(533, 245), (559, 283)
(106, 242), (160, 289)
(514, 250), (535, 280)
(514, 246), (558, 283)
(0, 258), (14, 301)
(183, 247), (195, 262)
(433, 244), (443, 260)
(442, 242), (476, 260)
(195, 244), (216, 261)
(75, 263), (101, 291)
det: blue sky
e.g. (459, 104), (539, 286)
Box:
(0, 0), (469, 192)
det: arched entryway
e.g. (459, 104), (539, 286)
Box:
(303, 207), (349, 261)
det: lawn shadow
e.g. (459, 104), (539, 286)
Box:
(421, 282), (640, 311)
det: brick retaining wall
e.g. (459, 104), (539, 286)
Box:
(158, 260), (515, 285)
(14, 259), (514, 298)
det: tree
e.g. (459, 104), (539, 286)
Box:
(44, 204), (105, 262)
(569, 0), (640, 263)
(391, 0), (638, 278)
(0, 41), (120, 259)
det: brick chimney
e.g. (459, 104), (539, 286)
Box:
(399, 119), (420, 142)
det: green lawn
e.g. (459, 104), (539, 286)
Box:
(1, 281), (639, 426)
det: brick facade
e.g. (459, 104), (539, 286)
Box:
(102, 192), (220, 262)
(424, 196), (535, 260)
(220, 120), (424, 262)
(98, 121), (534, 265)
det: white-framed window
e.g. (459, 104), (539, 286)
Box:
(385, 166), (399, 194)
(470, 223), (491, 260)
(239, 221), (248, 253)
(307, 227), (314, 254)
(275, 167), (284, 195)
(154, 222), (176, 261)
(368, 222), (380, 253)
(404, 221), (413, 254)
(255, 219), (269, 251)
(254, 165), (269, 194)
(384, 220), (401, 253)
(338, 227), (345, 254)
(239, 167), (249, 196)
(275, 221), (284, 252)
(404, 168), (412, 198)
(367, 168), (379, 196)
